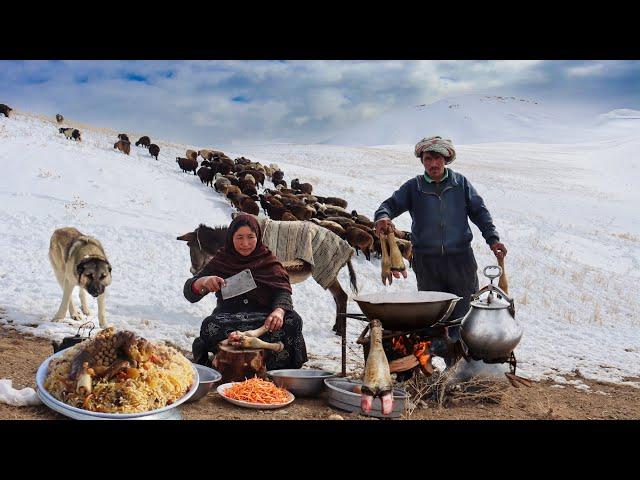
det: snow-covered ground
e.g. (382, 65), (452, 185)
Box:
(1, 106), (639, 391)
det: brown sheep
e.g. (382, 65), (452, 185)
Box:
(55, 113), (64, 123)
(289, 205), (315, 221)
(325, 216), (356, 229)
(225, 185), (242, 198)
(0, 104), (12, 118)
(324, 197), (348, 209)
(240, 169), (265, 187)
(223, 174), (240, 186)
(351, 210), (374, 228)
(324, 206), (353, 219)
(310, 219), (346, 238)
(345, 227), (374, 261)
(291, 178), (313, 194)
(281, 212), (298, 221)
(241, 184), (258, 197)
(197, 167), (214, 187)
(186, 150), (198, 162)
(199, 149), (215, 161)
(148, 143), (160, 160)
(135, 136), (151, 147)
(114, 140), (131, 155)
(239, 197), (260, 216)
(176, 156), (198, 175)
(350, 223), (374, 237)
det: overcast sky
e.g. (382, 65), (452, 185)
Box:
(2, 60), (639, 147)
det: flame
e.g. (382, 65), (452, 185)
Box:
(391, 336), (410, 356)
(413, 341), (432, 373)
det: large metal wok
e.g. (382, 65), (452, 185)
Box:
(353, 291), (461, 330)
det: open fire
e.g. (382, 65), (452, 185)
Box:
(390, 335), (433, 375)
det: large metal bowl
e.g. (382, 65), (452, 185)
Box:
(353, 291), (461, 330)
(268, 369), (336, 397)
(324, 378), (408, 419)
(36, 350), (199, 420)
(186, 364), (222, 403)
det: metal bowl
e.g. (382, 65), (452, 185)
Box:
(267, 369), (337, 397)
(36, 350), (199, 420)
(353, 291), (461, 330)
(324, 378), (408, 419)
(186, 364), (222, 403)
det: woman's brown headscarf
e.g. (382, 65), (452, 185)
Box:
(206, 214), (292, 304)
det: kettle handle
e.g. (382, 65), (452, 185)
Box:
(483, 265), (502, 284)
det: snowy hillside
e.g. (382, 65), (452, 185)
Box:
(324, 94), (606, 146)
(1, 109), (639, 390)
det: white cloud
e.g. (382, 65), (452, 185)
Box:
(566, 63), (606, 77)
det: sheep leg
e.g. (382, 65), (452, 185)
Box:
(328, 280), (348, 336)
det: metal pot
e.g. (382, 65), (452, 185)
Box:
(461, 265), (522, 362)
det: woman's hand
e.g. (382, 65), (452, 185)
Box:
(264, 308), (285, 333)
(193, 276), (226, 294)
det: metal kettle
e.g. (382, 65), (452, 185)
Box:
(460, 265), (522, 363)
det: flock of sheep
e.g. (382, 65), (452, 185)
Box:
(0, 102), (411, 264)
(175, 148), (413, 264)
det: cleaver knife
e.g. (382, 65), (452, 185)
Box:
(219, 269), (258, 300)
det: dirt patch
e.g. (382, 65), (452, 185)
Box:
(1, 325), (639, 420)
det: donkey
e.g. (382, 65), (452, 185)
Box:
(177, 223), (357, 335)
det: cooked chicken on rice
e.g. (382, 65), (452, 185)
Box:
(44, 328), (195, 413)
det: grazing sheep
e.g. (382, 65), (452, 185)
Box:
(241, 184), (258, 197)
(324, 206), (353, 219)
(281, 212), (298, 221)
(345, 227), (374, 261)
(239, 169), (265, 187)
(113, 140), (131, 155)
(0, 104), (12, 117)
(325, 216), (356, 229)
(289, 205), (315, 221)
(216, 162), (232, 176)
(324, 197), (348, 209)
(272, 170), (285, 183)
(197, 166), (215, 187)
(118, 133), (130, 142)
(291, 178), (313, 195)
(198, 149), (211, 161)
(148, 144), (160, 160)
(225, 185), (242, 198)
(310, 218), (347, 238)
(176, 156), (198, 175)
(273, 179), (287, 189)
(239, 196), (260, 216)
(186, 150), (198, 162)
(55, 113), (64, 123)
(135, 136), (151, 147)
(59, 127), (81, 141)
(351, 210), (374, 228)
(214, 176), (231, 193)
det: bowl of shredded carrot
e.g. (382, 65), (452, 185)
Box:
(217, 376), (295, 409)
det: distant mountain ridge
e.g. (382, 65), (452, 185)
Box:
(322, 94), (603, 146)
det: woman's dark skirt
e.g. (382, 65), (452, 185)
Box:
(192, 309), (308, 370)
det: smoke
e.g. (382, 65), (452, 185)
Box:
(449, 358), (508, 383)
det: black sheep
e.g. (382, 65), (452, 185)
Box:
(148, 144), (160, 160)
(1, 104), (13, 118)
(135, 136), (151, 147)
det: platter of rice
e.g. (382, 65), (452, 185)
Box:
(36, 328), (198, 420)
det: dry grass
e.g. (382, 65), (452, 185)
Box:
(402, 367), (508, 417)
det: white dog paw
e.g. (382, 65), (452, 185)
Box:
(81, 307), (91, 316)
(70, 311), (82, 321)
(51, 316), (65, 323)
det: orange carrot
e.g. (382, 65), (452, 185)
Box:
(223, 376), (290, 404)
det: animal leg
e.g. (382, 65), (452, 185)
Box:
(328, 280), (348, 336)
(79, 288), (91, 316)
(53, 280), (74, 321)
(68, 294), (82, 321)
(97, 293), (108, 328)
